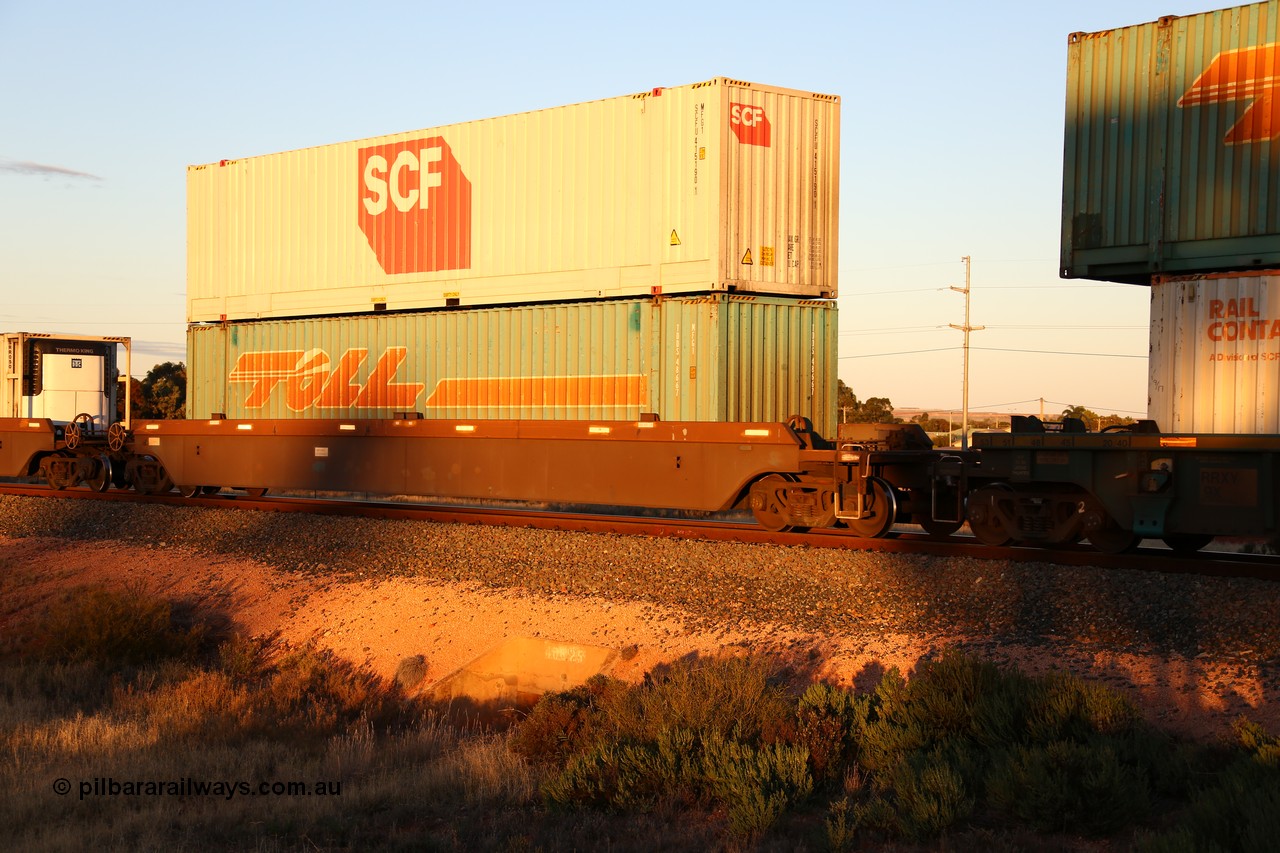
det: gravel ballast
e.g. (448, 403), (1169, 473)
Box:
(2, 494), (1277, 739)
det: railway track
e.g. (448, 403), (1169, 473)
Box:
(4, 481), (1276, 581)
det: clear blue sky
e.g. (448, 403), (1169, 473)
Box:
(0, 0), (1223, 418)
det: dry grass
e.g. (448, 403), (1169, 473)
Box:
(4, 580), (1279, 851)
(0, 583), (547, 852)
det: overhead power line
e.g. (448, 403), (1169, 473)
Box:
(841, 345), (1146, 360)
(975, 346), (1145, 359)
(839, 347), (961, 360)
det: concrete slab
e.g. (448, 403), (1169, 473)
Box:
(429, 636), (618, 712)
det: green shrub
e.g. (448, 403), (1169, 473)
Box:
(987, 737), (1150, 835)
(797, 682), (865, 783)
(1233, 716), (1280, 766)
(825, 797), (856, 852)
(886, 748), (974, 840)
(702, 733), (813, 837)
(520, 649), (1204, 847)
(244, 645), (406, 739)
(509, 686), (599, 765)
(1025, 671), (1141, 743)
(1136, 826), (1226, 853)
(33, 586), (208, 667)
(542, 728), (697, 811)
(1141, 720), (1280, 853)
(854, 653), (1034, 773)
(595, 655), (795, 746)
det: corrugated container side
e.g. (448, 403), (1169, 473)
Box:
(1149, 270), (1280, 432)
(188, 295), (838, 437)
(188, 78), (840, 323)
(1063, 2), (1280, 283)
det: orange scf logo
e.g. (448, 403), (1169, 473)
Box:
(729, 102), (771, 147)
(1179, 43), (1280, 144)
(358, 137), (472, 275)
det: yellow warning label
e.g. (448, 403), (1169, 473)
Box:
(760, 246), (775, 266)
(670, 230), (681, 246)
(741, 248), (753, 265)
(698, 147), (706, 160)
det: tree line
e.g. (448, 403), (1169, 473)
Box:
(838, 380), (1135, 430)
(118, 362), (186, 420)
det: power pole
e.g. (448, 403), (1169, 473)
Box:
(949, 256), (984, 450)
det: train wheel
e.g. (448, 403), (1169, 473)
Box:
(178, 484), (202, 498)
(750, 474), (796, 532)
(1088, 525), (1140, 554)
(86, 456), (113, 493)
(1162, 534), (1213, 556)
(966, 485), (1013, 546)
(245, 487), (268, 498)
(845, 478), (897, 539)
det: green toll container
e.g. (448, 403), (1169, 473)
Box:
(186, 294), (838, 438)
(1062, 1), (1280, 284)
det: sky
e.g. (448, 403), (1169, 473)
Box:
(0, 0), (1229, 419)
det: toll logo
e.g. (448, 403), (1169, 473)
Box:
(230, 348), (426, 411)
(358, 137), (472, 274)
(1178, 43), (1280, 144)
(729, 102), (771, 147)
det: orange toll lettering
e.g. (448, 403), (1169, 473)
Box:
(230, 347), (426, 411)
(353, 348), (424, 408)
(316, 349), (369, 409)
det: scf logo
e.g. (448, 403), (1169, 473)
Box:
(358, 137), (472, 275)
(729, 102), (771, 147)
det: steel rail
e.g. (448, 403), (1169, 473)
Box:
(2, 482), (1277, 581)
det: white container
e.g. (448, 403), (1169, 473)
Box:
(1149, 272), (1280, 433)
(188, 78), (841, 323)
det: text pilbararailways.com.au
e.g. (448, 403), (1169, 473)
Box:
(53, 777), (342, 801)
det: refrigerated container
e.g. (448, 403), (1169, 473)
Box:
(2, 333), (128, 426)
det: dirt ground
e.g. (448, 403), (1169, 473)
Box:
(3, 535), (1275, 742)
